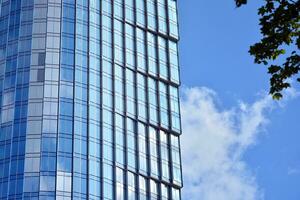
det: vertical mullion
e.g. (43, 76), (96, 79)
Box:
(99, 0), (104, 198)
(111, 1), (117, 200)
(143, 1), (152, 199)
(86, 0), (90, 197)
(55, 0), (63, 198)
(122, 0), (130, 199)
(71, 0), (76, 198)
(98, 0), (102, 197)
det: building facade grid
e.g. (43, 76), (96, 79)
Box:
(0, 0), (182, 199)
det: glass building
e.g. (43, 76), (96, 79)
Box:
(0, 0), (182, 199)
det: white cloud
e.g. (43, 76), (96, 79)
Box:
(288, 167), (300, 176)
(181, 87), (275, 200)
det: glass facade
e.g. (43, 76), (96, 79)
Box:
(0, 0), (182, 199)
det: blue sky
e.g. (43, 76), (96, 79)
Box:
(178, 1), (300, 200)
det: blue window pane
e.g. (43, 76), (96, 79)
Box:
(59, 119), (73, 135)
(58, 156), (72, 172)
(41, 156), (56, 172)
(24, 177), (39, 192)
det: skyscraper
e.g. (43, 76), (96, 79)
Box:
(0, 0), (182, 199)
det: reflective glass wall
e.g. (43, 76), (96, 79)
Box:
(0, 0), (182, 199)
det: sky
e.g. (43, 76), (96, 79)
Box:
(178, 1), (300, 200)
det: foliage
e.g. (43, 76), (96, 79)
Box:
(235, 0), (300, 99)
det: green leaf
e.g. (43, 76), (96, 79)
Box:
(268, 65), (281, 74)
(237, 0), (300, 100)
(235, 0), (247, 7)
(272, 93), (283, 100)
